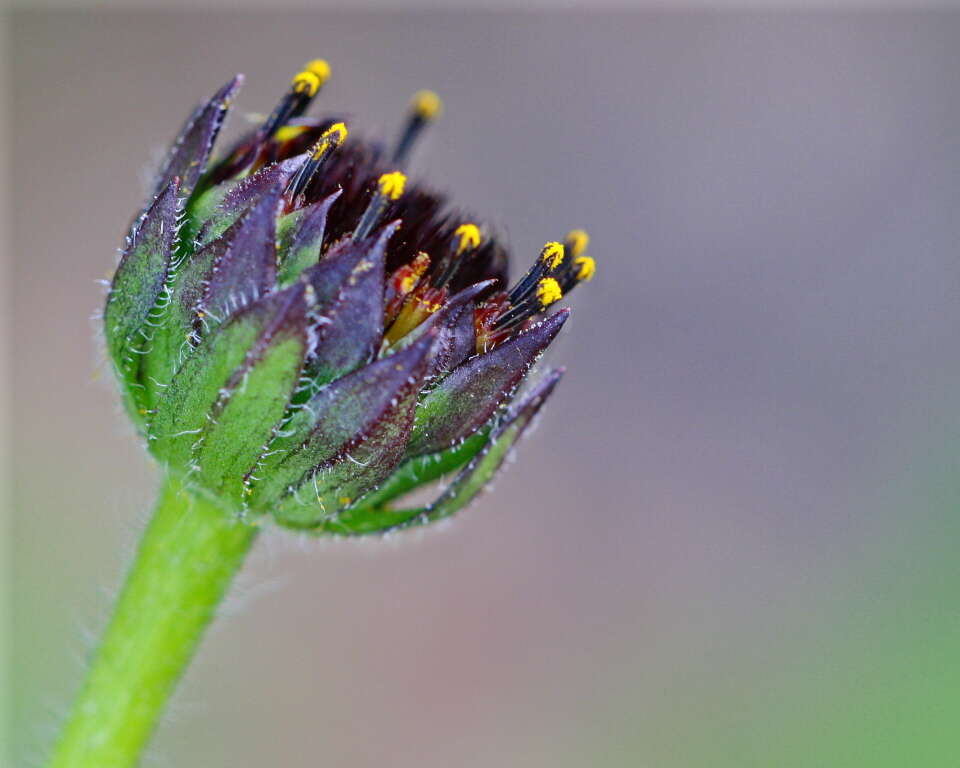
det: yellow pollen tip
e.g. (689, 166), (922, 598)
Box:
(575, 255), (596, 282)
(291, 70), (321, 97)
(407, 253), (431, 282)
(378, 171), (407, 200)
(536, 277), (563, 308)
(540, 241), (565, 271)
(397, 254), (429, 294)
(274, 125), (307, 143)
(411, 90), (443, 120)
(566, 229), (590, 257)
(454, 223), (482, 254)
(305, 59), (331, 86)
(322, 121), (348, 146)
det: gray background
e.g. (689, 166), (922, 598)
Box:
(11, 10), (960, 768)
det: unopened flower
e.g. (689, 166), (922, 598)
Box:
(103, 60), (596, 534)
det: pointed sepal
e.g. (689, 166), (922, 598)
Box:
(277, 190), (342, 286)
(300, 223), (396, 389)
(149, 284), (310, 496)
(153, 75), (242, 201)
(323, 368), (564, 535)
(137, 189), (280, 408)
(199, 188), (280, 328)
(406, 308), (569, 457)
(104, 177), (181, 417)
(250, 329), (437, 526)
(188, 155), (304, 248)
(347, 430), (489, 513)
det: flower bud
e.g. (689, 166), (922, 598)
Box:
(104, 64), (595, 534)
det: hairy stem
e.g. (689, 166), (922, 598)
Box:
(47, 472), (258, 768)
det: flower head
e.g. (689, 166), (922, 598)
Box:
(103, 61), (595, 534)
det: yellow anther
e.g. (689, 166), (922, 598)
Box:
(291, 70), (322, 97)
(417, 296), (443, 313)
(540, 241), (565, 271)
(338, 496), (352, 505)
(322, 121), (348, 146)
(305, 59), (331, 86)
(565, 229), (590, 257)
(397, 252), (430, 293)
(536, 277), (563, 308)
(378, 171), (407, 201)
(310, 122), (348, 160)
(274, 125), (308, 143)
(411, 90), (443, 120)
(575, 255), (596, 282)
(454, 223), (482, 255)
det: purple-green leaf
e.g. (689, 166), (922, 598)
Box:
(251, 329), (437, 525)
(406, 308), (569, 457)
(138, 188), (281, 409)
(199, 188), (280, 329)
(324, 368), (564, 535)
(300, 223), (397, 388)
(149, 284), (309, 483)
(104, 177), (181, 414)
(277, 190), (342, 286)
(153, 75), (242, 201)
(190, 155), (304, 248)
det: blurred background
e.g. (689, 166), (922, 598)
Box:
(8, 8), (960, 768)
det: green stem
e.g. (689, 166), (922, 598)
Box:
(47, 472), (258, 768)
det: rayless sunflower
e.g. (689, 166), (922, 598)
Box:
(50, 59), (596, 768)
(104, 60), (596, 534)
